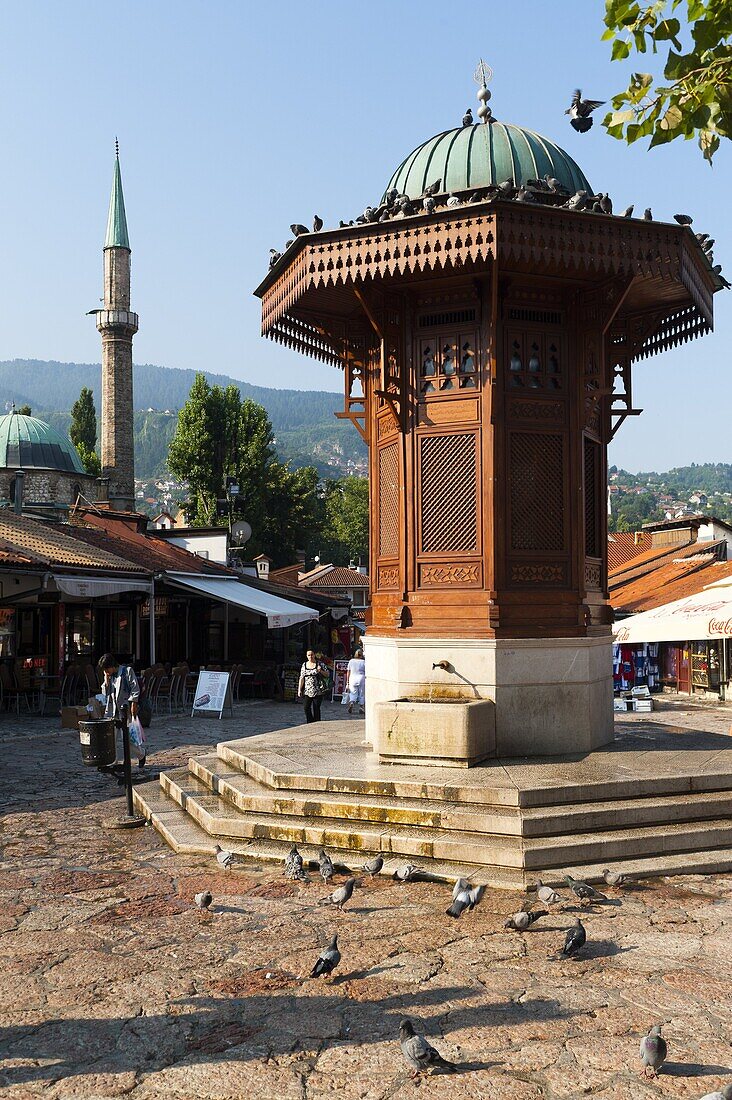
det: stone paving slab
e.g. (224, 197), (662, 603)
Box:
(2, 696), (732, 1098)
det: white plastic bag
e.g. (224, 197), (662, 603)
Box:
(128, 716), (146, 759)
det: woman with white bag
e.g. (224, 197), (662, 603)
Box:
(344, 648), (365, 715)
(98, 652), (146, 768)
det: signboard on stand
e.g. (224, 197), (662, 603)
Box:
(282, 663), (300, 702)
(331, 659), (349, 701)
(191, 670), (233, 719)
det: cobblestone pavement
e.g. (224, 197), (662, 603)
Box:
(1, 696), (731, 1099)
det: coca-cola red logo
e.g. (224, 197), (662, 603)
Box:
(708, 617), (732, 637)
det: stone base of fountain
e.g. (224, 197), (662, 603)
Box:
(374, 698), (495, 767)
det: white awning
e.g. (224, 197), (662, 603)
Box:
(164, 573), (318, 629)
(53, 575), (151, 598)
(613, 587), (732, 644)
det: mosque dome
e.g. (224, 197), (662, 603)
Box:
(383, 122), (592, 201)
(0, 411), (86, 475)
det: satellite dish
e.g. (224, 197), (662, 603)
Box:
(230, 520), (252, 546)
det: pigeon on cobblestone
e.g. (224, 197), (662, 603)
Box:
(310, 933), (341, 978)
(214, 844), (234, 870)
(640, 1024), (667, 1077)
(505, 908), (548, 931)
(362, 854), (384, 877)
(284, 843), (307, 880)
(194, 889), (213, 910)
(565, 875), (607, 904)
(536, 879), (564, 905)
(319, 876), (356, 911)
(699, 1086), (732, 1100)
(558, 917), (587, 958)
(603, 868), (630, 887)
(446, 878), (485, 919)
(399, 1018), (457, 1078)
(393, 863), (423, 883)
(318, 848), (335, 884)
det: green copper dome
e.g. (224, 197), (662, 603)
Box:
(384, 122), (592, 200)
(0, 412), (86, 475)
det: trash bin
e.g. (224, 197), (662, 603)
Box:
(79, 718), (116, 768)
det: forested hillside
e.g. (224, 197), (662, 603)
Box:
(0, 359), (366, 478)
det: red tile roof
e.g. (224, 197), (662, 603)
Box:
(608, 538), (726, 588)
(612, 554), (732, 613)
(300, 565), (370, 588)
(607, 531), (651, 571)
(0, 513), (145, 572)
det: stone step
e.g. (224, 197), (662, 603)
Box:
(160, 768), (525, 867)
(161, 767), (732, 873)
(133, 781), (732, 889)
(190, 753), (523, 836)
(218, 738), (732, 809)
(193, 752), (732, 838)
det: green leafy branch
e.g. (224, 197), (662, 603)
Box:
(602, 0), (732, 162)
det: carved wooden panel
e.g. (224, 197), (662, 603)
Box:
(507, 399), (564, 423)
(509, 563), (567, 585)
(378, 564), (400, 589)
(506, 330), (563, 394)
(420, 562), (481, 587)
(509, 433), (565, 552)
(418, 329), (480, 396)
(419, 433), (478, 554)
(585, 561), (602, 589)
(378, 443), (399, 558)
(418, 398), (479, 426)
(377, 411), (398, 440)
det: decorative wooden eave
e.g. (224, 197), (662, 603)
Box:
(255, 201), (718, 365)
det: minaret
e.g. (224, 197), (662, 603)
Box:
(95, 142), (138, 511)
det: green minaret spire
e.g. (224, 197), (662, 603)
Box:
(104, 139), (130, 249)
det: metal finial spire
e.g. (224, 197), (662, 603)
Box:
(473, 59), (495, 124)
(115, 136), (119, 159)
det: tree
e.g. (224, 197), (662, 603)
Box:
(70, 387), (97, 451)
(69, 387), (100, 476)
(167, 373), (322, 564)
(603, 0), (732, 162)
(320, 477), (369, 563)
(16, 404), (32, 416)
(75, 443), (101, 478)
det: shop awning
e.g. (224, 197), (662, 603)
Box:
(164, 573), (319, 629)
(53, 575), (151, 598)
(613, 586), (732, 644)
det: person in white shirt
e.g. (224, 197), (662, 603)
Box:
(345, 648), (365, 714)
(98, 652), (145, 767)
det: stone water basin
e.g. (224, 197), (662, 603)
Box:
(374, 696), (496, 767)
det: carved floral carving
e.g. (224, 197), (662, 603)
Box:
(508, 400), (563, 422)
(378, 565), (400, 589)
(420, 563), (481, 586)
(510, 563), (566, 585)
(585, 561), (602, 588)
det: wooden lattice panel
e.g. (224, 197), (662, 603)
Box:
(378, 443), (399, 558)
(584, 437), (600, 558)
(420, 433), (477, 554)
(509, 433), (565, 552)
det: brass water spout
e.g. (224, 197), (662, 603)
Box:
(432, 660), (450, 671)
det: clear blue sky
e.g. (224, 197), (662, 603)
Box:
(0, 0), (729, 472)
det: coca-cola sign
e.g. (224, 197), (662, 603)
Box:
(708, 617), (732, 637)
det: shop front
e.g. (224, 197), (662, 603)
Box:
(613, 581), (732, 702)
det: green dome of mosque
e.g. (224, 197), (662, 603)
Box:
(383, 122), (592, 201)
(0, 411), (86, 475)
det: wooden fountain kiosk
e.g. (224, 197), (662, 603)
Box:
(255, 94), (719, 764)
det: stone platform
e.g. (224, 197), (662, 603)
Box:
(134, 717), (732, 889)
